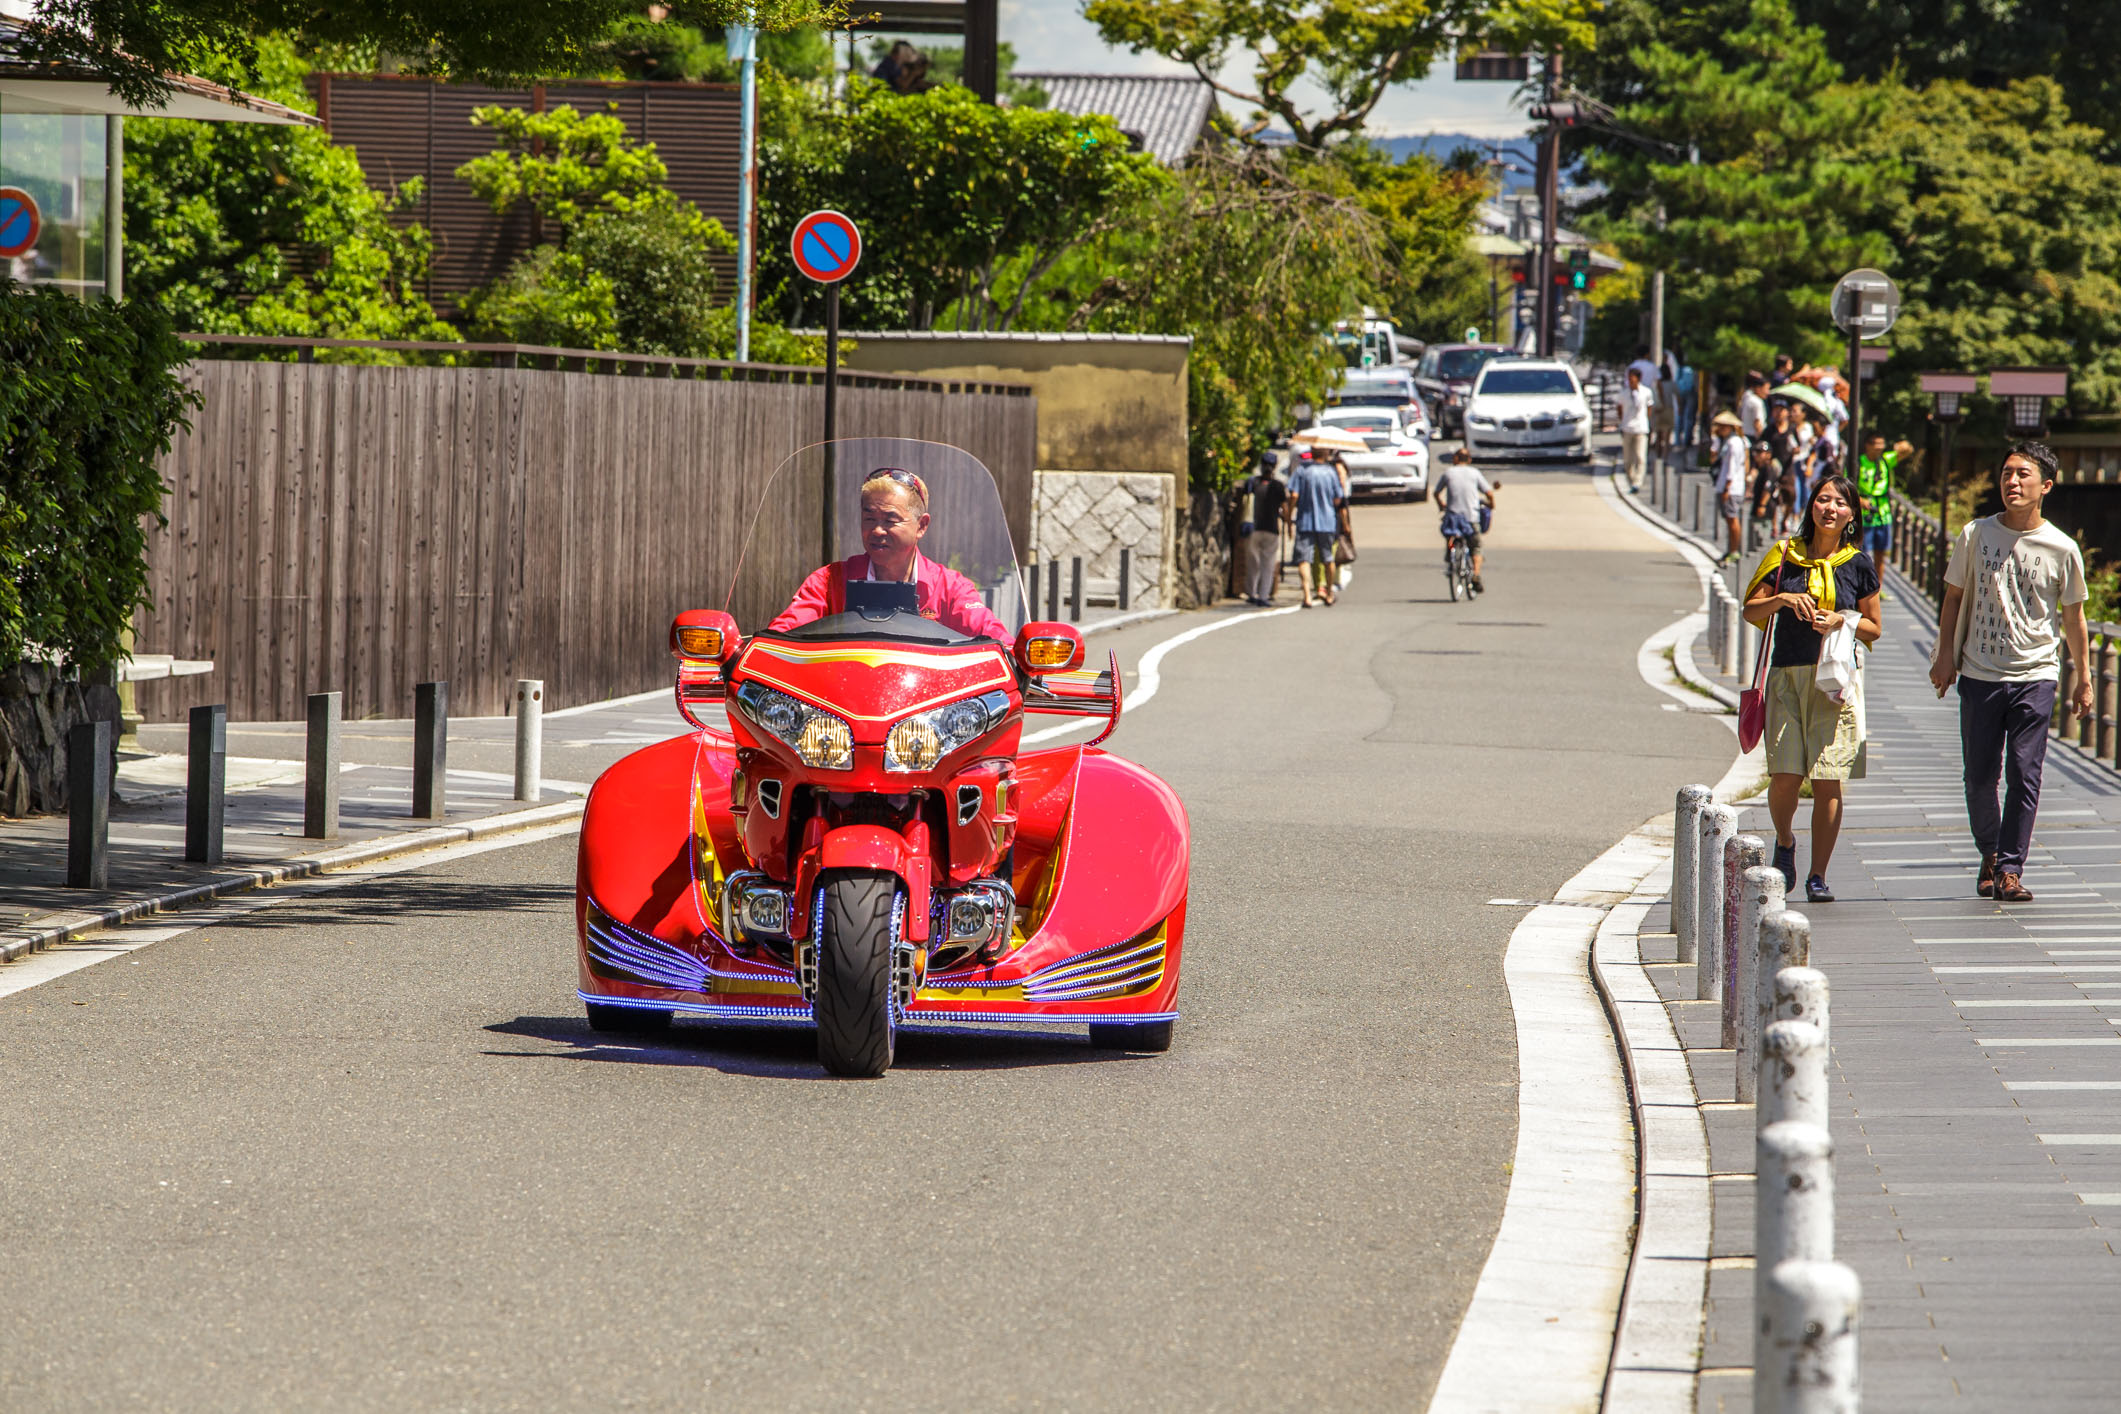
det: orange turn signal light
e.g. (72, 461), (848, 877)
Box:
(675, 626), (724, 660)
(1024, 637), (1074, 669)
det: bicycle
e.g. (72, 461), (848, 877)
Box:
(1444, 535), (1479, 601)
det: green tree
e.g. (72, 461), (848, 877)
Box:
(1084, 0), (1596, 148)
(758, 81), (1167, 330)
(123, 35), (456, 349)
(1578, 0), (1898, 375)
(1856, 77), (2121, 429)
(1337, 145), (1492, 340)
(12, 0), (835, 108)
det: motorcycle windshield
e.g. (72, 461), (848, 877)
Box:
(725, 438), (1028, 643)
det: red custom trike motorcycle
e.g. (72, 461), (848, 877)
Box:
(572, 439), (1188, 1075)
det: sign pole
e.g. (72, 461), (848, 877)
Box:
(823, 282), (840, 566)
(1846, 323), (1862, 462)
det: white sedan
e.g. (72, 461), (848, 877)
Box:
(1461, 359), (1593, 461)
(1316, 406), (1430, 500)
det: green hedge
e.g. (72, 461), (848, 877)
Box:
(0, 282), (195, 673)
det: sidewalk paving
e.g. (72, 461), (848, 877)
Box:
(1622, 468), (2121, 1411)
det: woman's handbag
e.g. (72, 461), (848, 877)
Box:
(1738, 598), (1776, 753)
(1816, 620), (1859, 702)
(1334, 506), (1357, 564)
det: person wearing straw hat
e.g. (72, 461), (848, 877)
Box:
(1709, 409), (1748, 563)
(1742, 474), (1883, 903)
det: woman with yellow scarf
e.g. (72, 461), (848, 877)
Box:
(1742, 474), (1885, 903)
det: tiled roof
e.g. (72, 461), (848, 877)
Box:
(1015, 72), (1215, 166)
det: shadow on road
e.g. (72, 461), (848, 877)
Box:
(485, 1014), (1131, 1079)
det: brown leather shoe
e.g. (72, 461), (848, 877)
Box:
(1978, 854), (1998, 899)
(1997, 872), (2034, 903)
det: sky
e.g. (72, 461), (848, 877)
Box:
(997, 0), (1536, 139)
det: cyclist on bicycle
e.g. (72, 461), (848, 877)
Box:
(1435, 446), (1496, 593)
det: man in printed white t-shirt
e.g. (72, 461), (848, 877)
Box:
(1929, 442), (2094, 903)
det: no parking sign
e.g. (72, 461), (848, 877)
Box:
(0, 187), (41, 260)
(790, 210), (862, 285)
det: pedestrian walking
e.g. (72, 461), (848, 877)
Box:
(1240, 451), (1287, 605)
(1628, 344), (1662, 391)
(1928, 442), (2094, 902)
(1619, 366), (1654, 490)
(1744, 474), (1883, 903)
(1287, 448), (1345, 608)
(1815, 371), (1848, 451)
(1791, 406), (1837, 511)
(1710, 410), (1747, 563)
(1747, 436), (1779, 541)
(1739, 371), (1769, 441)
(1330, 453), (1358, 582)
(1854, 430), (1913, 558)
(1674, 353), (1699, 450)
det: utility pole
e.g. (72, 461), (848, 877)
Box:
(1532, 54), (1567, 358)
(726, 19), (758, 362)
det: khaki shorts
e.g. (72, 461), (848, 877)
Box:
(1766, 664), (1867, 780)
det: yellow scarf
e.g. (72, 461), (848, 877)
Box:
(1746, 536), (1859, 614)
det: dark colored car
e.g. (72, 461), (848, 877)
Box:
(1414, 343), (1511, 436)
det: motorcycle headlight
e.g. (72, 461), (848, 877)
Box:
(885, 690), (1009, 773)
(734, 681), (853, 770)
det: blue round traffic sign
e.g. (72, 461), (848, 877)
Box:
(791, 209), (862, 285)
(0, 187), (41, 260)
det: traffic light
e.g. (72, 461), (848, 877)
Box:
(1528, 101), (1583, 127)
(1566, 245), (1591, 291)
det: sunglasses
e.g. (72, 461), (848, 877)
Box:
(865, 467), (929, 507)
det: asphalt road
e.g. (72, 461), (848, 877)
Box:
(0, 461), (1733, 1411)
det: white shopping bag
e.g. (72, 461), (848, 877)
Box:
(1816, 620), (1859, 703)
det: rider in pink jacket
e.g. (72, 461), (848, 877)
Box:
(770, 468), (1009, 641)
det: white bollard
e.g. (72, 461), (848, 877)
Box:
(1720, 591), (1742, 675)
(1758, 1259), (1861, 1414)
(1760, 1019), (1829, 1131)
(1674, 784), (1713, 966)
(1722, 835), (1767, 1046)
(1697, 805), (1738, 1001)
(1756, 1119), (1835, 1342)
(1738, 607), (1757, 683)
(514, 678), (544, 803)
(1734, 864), (1785, 1099)
(1756, 911), (1811, 1078)
(1776, 966), (1830, 1051)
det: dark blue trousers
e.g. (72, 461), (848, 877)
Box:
(1958, 676), (2057, 874)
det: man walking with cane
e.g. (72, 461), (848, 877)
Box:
(1930, 442), (2095, 902)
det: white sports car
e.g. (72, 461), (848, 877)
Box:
(1462, 359), (1593, 461)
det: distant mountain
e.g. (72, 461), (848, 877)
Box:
(1371, 133), (1540, 188)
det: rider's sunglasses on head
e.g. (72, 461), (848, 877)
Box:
(867, 467), (929, 507)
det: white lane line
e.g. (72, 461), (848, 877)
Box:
(2039, 1135), (2121, 1145)
(2078, 1194), (2121, 1205)
(2050, 951), (2121, 957)
(1955, 1000), (2110, 1008)
(545, 685), (673, 718)
(1937, 965), (2121, 974)
(1978, 1038), (2121, 1047)
(1021, 606), (1301, 744)
(2005, 1082), (2121, 1090)
(0, 819), (583, 1001)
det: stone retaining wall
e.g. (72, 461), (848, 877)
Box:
(1030, 471), (1175, 610)
(0, 662), (121, 816)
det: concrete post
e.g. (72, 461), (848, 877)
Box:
(1697, 805), (1737, 1001)
(304, 691), (341, 839)
(413, 681), (448, 820)
(1119, 547), (1132, 611)
(1674, 784), (1713, 966)
(1761, 1019), (1829, 1131)
(1756, 910), (1811, 1075)
(1734, 863), (1785, 1096)
(1756, 1120), (1835, 1331)
(1046, 558), (1060, 620)
(1721, 591), (1742, 675)
(1706, 584), (1722, 663)
(1776, 965), (1830, 1050)
(1738, 605), (1757, 684)
(1758, 1259), (1861, 1414)
(65, 720), (111, 889)
(1721, 835), (1767, 1045)
(185, 703), (226, 865)
(1069, 556), (1084, 623)
(515, 679), (544, 802)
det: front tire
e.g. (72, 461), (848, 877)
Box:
(1089, 1018), (1175, 1052)
(814, 869), (899, 1077)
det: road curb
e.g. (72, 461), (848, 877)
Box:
(1600, 467), (1742, 711)
(1, 797), (585, 964)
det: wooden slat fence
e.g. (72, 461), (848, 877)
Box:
(135, 358), (1036, 722)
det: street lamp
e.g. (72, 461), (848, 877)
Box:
(1988, 366), (2070, 437)
(1918, 371), (1978, 505)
